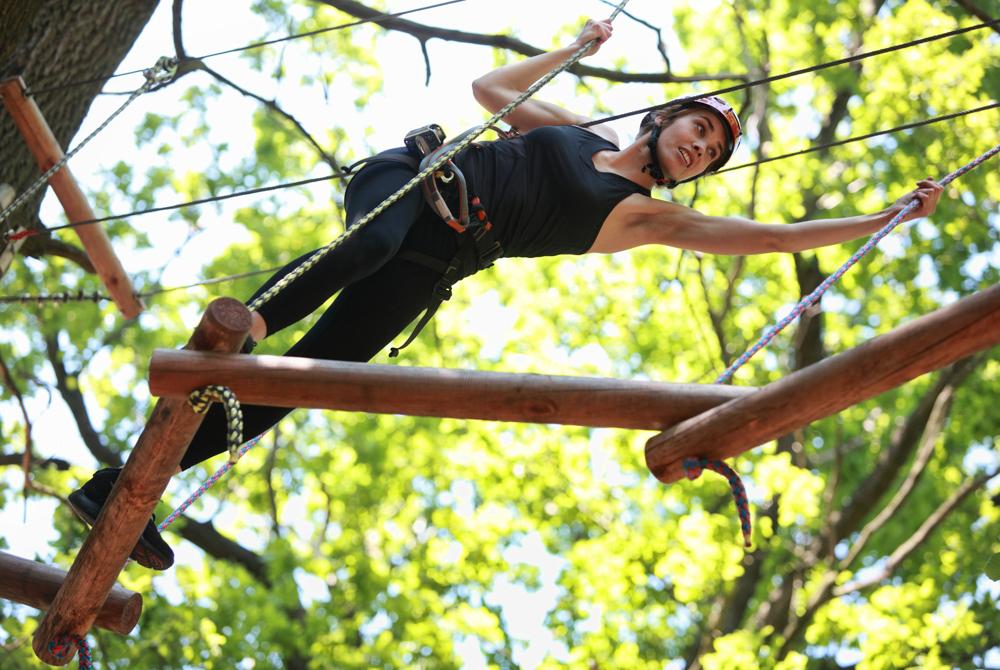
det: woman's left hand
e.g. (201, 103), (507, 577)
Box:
(573, 19), (613, 57)
(887, 178), (944, 222)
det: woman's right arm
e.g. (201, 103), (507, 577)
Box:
(471, 19), (617, 142)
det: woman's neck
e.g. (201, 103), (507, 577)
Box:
(592, 139), (658, 189)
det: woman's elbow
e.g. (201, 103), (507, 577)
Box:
(471, 79), (498, 111)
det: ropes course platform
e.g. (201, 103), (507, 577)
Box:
(646, 283), (1000, 483)
(0, 77), (143, 318)
(0, 551), (141, 635)
(148, 350), (756, 430)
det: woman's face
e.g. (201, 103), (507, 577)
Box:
(654, 109), (728, 182)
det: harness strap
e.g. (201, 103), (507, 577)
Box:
(342, 138), (504, 357)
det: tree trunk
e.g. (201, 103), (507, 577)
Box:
(0, 0), (158, 258)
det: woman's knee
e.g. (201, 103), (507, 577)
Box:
(345, 225), (401, 273)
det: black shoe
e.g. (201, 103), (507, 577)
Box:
(67, 467), (175, 570)
(240, 335), (256, 354)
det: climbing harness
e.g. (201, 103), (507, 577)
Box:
(339, 122), (509, 356)
(245, 0), (633, 316)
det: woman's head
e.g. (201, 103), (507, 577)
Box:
(639, 95), (742, 186)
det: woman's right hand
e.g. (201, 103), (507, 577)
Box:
(573, 19), (613, 57)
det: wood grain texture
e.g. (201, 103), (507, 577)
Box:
(0, 550), (141, 634)
(32, 299), (250, 665)
(149, 351), (756, 430)
(0, 77), (143, 318)
(646, 285), (1000, 483)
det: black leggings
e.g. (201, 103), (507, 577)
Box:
(179, 152), (462, 470)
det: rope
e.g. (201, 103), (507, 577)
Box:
(245, 0), (633, 313)
(0, 58), (177, 234)
(685, 142), (1000, 547)
(581, 19), (999, 129)
(49, 634), (92, 669)
(158, 435), (263, 532)
(188, 385), (244, 464)
(3, 174), (346, 241)
(683, 458), (751, 548)
(715, 141), (1000, 385)
(24, 0), (466, 97)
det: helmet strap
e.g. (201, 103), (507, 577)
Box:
(642, 122), (676, 188)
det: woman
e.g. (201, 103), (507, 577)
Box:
(70, 19), (943, 569)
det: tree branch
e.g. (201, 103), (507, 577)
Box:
(43, 333), (123, 467)
(0, 453), (70, 470)
(19, 230), (96, 274)
(951, 0), (1000, 33)
(0, 352), (33, 488)
(831, 357), (980, 541)
(838, 384), (955, 569)
(198, 62), (340, 171)
(173, 515), (270, 585)
(834, 469), (998, 597)
(313, 0), (746, 85)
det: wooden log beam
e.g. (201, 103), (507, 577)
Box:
(148, 351), (757, 430)
(646, 284), (1000, 483)
(0, 550), (141, 635)
(0, 77), (143, 319)
(33, 298), (251, 665)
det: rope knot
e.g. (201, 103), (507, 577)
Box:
(50, 634), (92, 669)
(682, 458), (704, 480)
(683, 457), (753, 549)
(142, 56), (179, 91)
(188, 385), (244, 464)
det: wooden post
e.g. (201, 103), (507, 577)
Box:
(148, 351), (757, 430)
(0, 551), (141, 635)
(0, 77), (144, 319)
(32, 298), (251, 665)
(645, 284), (1000, 483)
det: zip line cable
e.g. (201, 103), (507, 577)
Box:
(6, 101), (992, 244)
(0, 266), (285, 305)
(714, 102), (999, 175)
(581, 18), (999, 128)
(23, 0), (466, 97)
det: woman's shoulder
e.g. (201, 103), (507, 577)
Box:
(522, 123), (620, 148)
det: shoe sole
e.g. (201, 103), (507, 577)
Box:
(67, 490), (173, 571)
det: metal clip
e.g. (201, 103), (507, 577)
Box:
(142, 56), (179, 92)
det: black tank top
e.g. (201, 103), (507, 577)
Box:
(455, 125), (650, 258)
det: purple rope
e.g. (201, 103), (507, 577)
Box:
(683, 458), (752, 548)
(685, 143), (1000, 546)
(158, 435), (263, 532)
(716, 142), (1000, 385)
(49, 634), (92, 669)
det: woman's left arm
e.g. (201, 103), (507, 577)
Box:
(638, 179), (944, 255)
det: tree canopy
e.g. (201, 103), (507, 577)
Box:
(1, 0), (998, 668)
